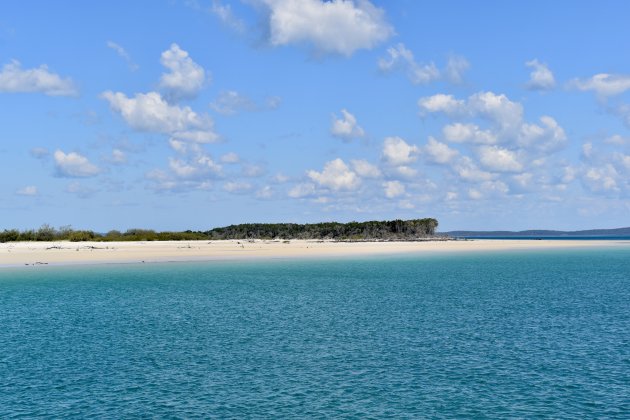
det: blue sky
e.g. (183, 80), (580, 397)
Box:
(2, 0), (630, 232)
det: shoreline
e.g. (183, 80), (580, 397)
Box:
(1, 239), (629, 268)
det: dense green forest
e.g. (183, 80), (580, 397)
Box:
(0, 218), (438, 242)
(206, 219), (438, 240)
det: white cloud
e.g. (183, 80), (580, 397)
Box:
(101, 91), (218, 143)
(525, 59), (555, 90)
(468, 189), (483, 200)
(159, 44), (206, 100)
(392, 165), (417, 178)
(210, 91), (281, 115)
(379, 45), (469, 85)
(220, 152), (240, 163)
(210, 0), (246, 33)
(256, 185), (274, 199)
(467, 91), (523, 132)
(421, 91), (523, 131)
(263, 0), (393, 56)
(604, 134), (630, 146)
(382, 136), (419, 166)
(378, 43), (440, 84)
(210, 91), (256, 115)
(582, 164), (620, 193)
(54, 150), (100, 178)
(110, 149), (127, 164)
(242, 163), (266, 177)
(418, 94), (464, 115)
(351, 159), (381, 178)
(223, 181), (253, 193)
(288, 182), (316, 198)
(307, 158), (360, 191)
(424, 137), (459, 164)
(442, 123), (497, 144)
(445, 55), (470, 84)
(16, 185), (38, 196)
(477, 145), (523, 173)
(0, 59), (77, 96)
(453, 156), (494, 182)
(518, 116), (566, 152)
(383, 180), (405, 198)
(572, 73), (630, 97)
(331, 109), (365, 140)
(107, 41), (138, 71)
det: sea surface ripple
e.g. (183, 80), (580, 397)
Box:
(1, 248), (629, 418)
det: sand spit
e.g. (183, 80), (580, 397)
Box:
(1, 239), (629, 268)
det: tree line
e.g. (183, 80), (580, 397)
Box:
(205, 218), (438, 240)
(0, 225), (207, 242)
(0, 218), (438, 242)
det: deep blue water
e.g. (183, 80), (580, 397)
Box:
(1, 248), (629, 418)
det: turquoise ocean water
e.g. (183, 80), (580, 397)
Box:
(1, 248), (629, 418)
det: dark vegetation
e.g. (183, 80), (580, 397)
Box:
(206, 219), (439, 240)
(0, 218), (439, 242)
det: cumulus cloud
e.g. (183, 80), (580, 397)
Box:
(331, 109), (365, 140)
(582, 164), (621, 194)
(107, 41), (139, 71)
(382, 136), (419, 166)
(525, 59), (555, 90)
(159, 44), (206, 100)
(101, 91), (218, 143)
(476, 145), (523, 173)
(442, 123), (497, 144)
(571, 73), (630, 97)
(16, 185), (38, 196)
(420, 91), (563, 145)
(578, 140), (630, 196)
(418, 94), (465, 115)
(351, 159), (381, 178)
(169, 154), (222, 179)
(378, 43), (440, 85)
(518, 116), (566, 152)
(0, 59), (77, 96)
(453, 156), (494, 182)
(467, 91), (523, 132)
(383, 180), (405, 198)
(54, 150), (100, 177)
(262, 0), (393, 56)
(307, 158), (360, 191)
(423, 137), (459, 164)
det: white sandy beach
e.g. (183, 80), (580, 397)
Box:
(1, 239), (629, 267)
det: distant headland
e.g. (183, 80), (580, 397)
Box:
(446, 227), (630, 238)
(0, 218), (439, 242)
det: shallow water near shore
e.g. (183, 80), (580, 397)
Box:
(1, 248), (629, 417)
